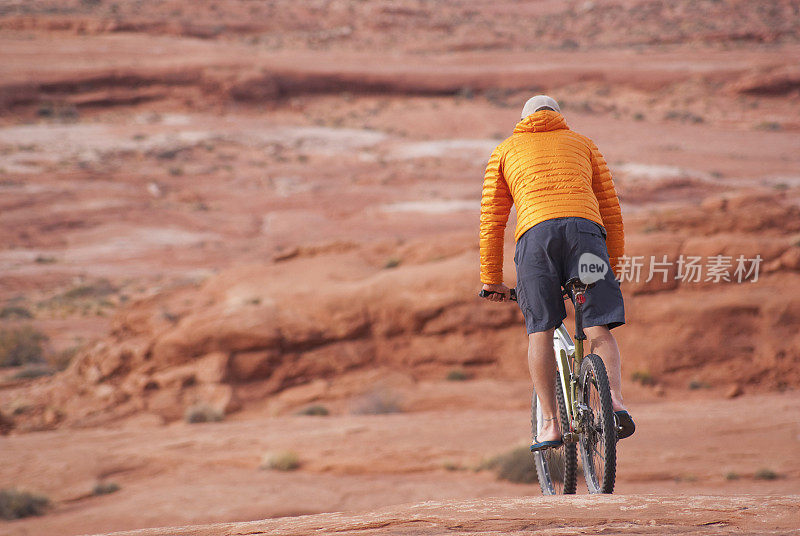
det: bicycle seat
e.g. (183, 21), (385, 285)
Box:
(563, 277), (595, 299)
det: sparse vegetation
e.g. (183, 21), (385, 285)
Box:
(481, 446), (539, 484)
(0, 326), (48, 367)
(61, 279), (116, 300)
(688, 379), (710, 390)
(50, 345), (80, 371)
(631, 370), (656, 386)
(664, 110), (704, 124)
(168, 166), (184, 176)
(184, 404), (224, 423)
(352, 389), (402, 415)
(446, 368), (469, 381)
(383, 257), (402, 269)
(754, 468), (779, 480)
(0, 306), (33, 319)
(11, 366), (55, 380)
(261, 451), (300, 471)
(34, 255), (57, 264)
(755, 121), (781, 131)
(92, 482), (120, 496)
(725, 471), (740, 480)
(0, 489), (49, 520)
(442, 461), (462, 471)
(296, 405), (330, 416)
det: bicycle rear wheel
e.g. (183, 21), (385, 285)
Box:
(578, 353), (616, 493)
(531, 375), (577, 495)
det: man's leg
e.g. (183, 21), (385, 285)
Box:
(529, 328), (560, 441)
(584, 325), (626, 412)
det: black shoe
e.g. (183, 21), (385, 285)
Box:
(530, 436), (564, 452)
(614, 410), (636, 440)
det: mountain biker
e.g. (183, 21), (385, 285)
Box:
(478, 95), (635, 450)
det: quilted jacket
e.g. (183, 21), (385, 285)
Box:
(479, 110), (624, 284)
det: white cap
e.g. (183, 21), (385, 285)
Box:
(520, 95), (561, 119)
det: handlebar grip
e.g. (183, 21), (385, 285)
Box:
(479, 288), (517, 301)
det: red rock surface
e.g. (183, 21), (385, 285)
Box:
(1, 1), (799, 534)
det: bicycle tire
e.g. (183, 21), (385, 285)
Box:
(531, 374), (577, 495)
(577, 353), (617, 494)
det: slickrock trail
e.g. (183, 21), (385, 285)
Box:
(100, 496), (799, 536)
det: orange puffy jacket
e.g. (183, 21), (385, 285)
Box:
(479, 110), (624, 285)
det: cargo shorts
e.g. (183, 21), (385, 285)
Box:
(514, 217), (625, 334)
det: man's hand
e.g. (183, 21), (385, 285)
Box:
(481, 283), (510, 302)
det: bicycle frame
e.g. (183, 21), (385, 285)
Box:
(553, 285), (589, 443)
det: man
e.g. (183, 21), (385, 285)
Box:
(478, 95), (635, 450)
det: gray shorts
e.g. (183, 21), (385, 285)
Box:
(514, 217), (625, 334)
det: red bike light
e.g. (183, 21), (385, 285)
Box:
(575, 294), (586, 305)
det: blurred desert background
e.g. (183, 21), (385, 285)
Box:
(1, 1), (799, 535)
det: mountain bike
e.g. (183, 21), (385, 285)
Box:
(480, 279), (617, 494)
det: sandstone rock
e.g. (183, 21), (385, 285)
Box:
(151, 364), (197, 389)
(193, 383), (241, 414)
(230, 350), (280, 381)
(726, 384), (744, 399)
(778, 248), (800, 271)
(195, 351), (230, 384)
(0, 410), (13, 435)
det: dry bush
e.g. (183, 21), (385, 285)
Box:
(184, 404), (224, 423)
(446, 368), (469, 381)
(0, 489), (49, 520)
(482, 446), (540, 484)
(92, 482), (120, 496)
(351, 389), (402, 415)
(754, 468), (779, 480)
(261, 451), (300, 471)
(11, 367), (54, 380)
(0, 326), (48, 367)
(296, 405), (329, 416)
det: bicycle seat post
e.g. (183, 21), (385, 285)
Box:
(573, 289), (587, 342)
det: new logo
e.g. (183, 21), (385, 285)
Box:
(579, 252), (608, 284)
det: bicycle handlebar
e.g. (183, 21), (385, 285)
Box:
(479, 286), (579, 303)
(478, 288), (517, 301)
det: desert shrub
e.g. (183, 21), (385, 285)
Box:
(383, 257), (401, 269)
(631, 370), (655, 386)
(352, 389), (401, 415)
(92, 482), (120, 496)
(0, 326), (48, 367)
(483, 446), (539, 484)
(725, 472), (740, 480)
(49, 345), (80, 371)
(688, 379), (710, 390)
(0, 489), (49, 520)
(446, 368), (469, 381)
(61, 279), (116, 300)
(11, 367), (55, 380)
(754, 468), (779, 480)
(0, 306), (33, 319)
(184, 404), (224, 423)
(297, 405), (329, 416)
(261, 451), (300, 471)
(756, 121), (781, 131)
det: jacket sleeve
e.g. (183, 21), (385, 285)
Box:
(588, 140), (624, 272)
(479, 145), (513, 285)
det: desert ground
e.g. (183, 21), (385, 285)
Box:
(1, 1), (799, 535)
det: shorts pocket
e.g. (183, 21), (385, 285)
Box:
(576, 219), (606, 240)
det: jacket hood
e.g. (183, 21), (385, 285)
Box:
(513, 110), (568, 134)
